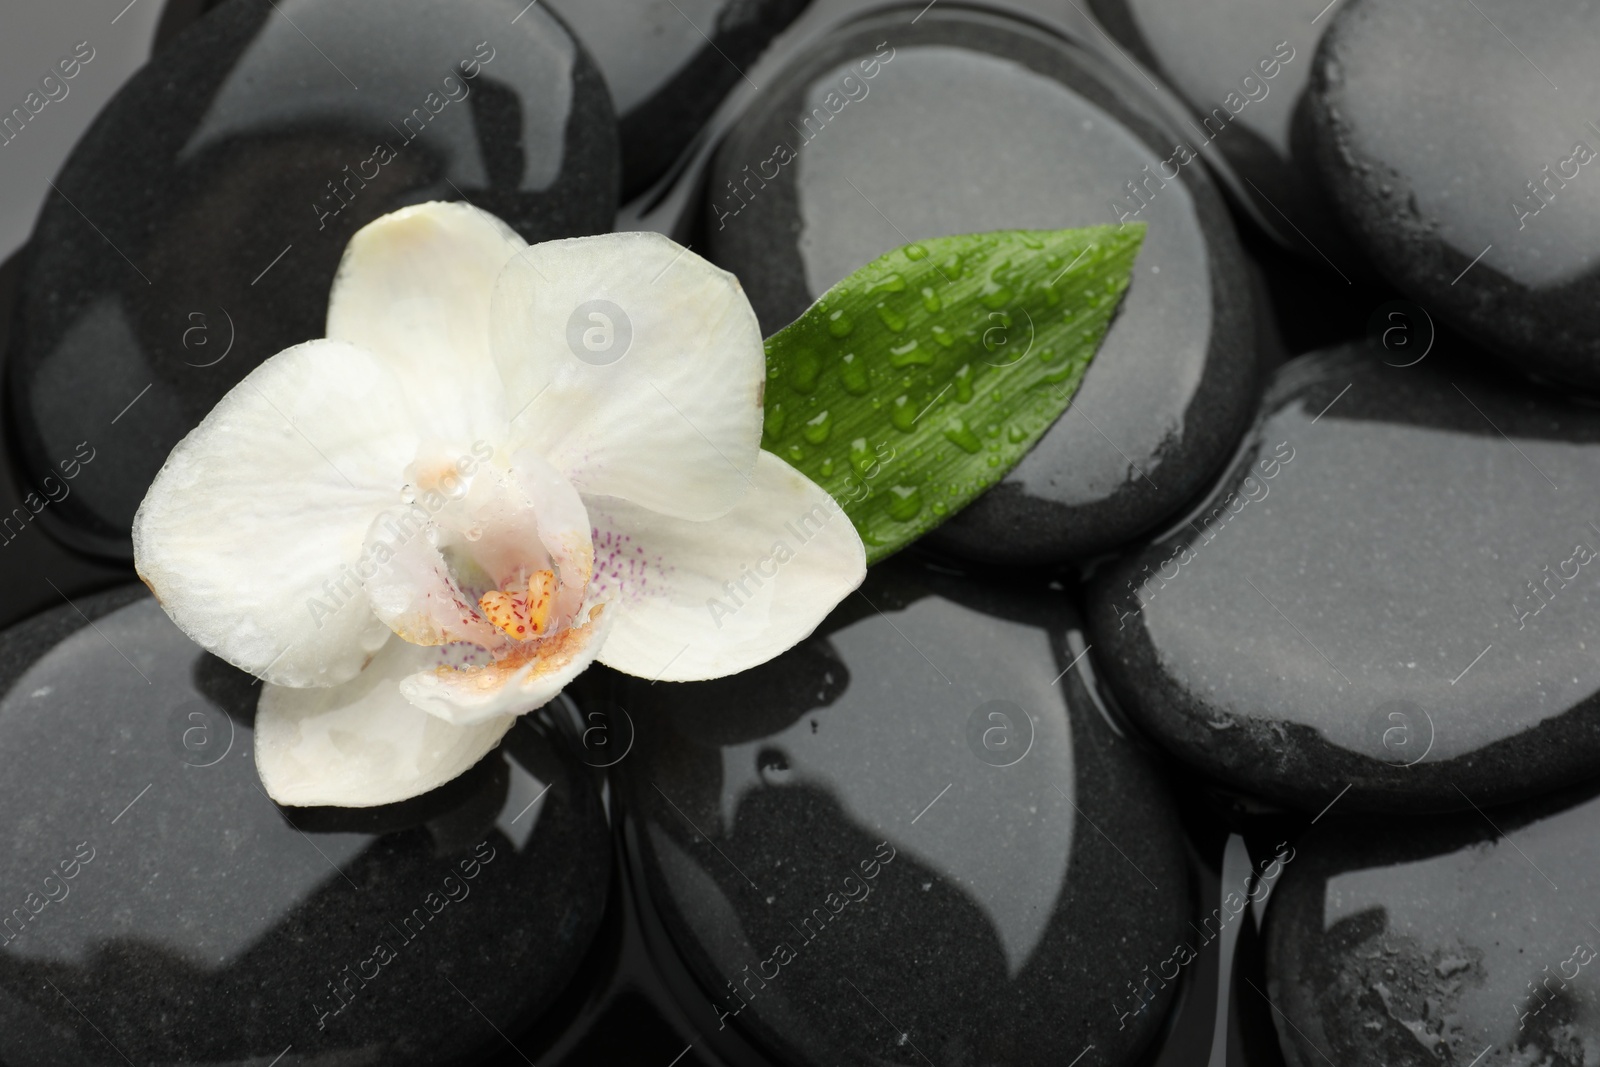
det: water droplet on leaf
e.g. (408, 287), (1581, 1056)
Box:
(887, 485), (923, 521)
(889, 339), (932, 368)
(838, 352), (869, 395)
(789, 351), (820, 393)
(942, 419), (983, 454)
(890, 395), (918, 432)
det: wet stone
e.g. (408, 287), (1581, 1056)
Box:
(0, 588), (610, 1067)
(705, 5), (1259, 564)
(1087, 0), (1345, 259)
(5, 0), (619, 557)
(545, 0), (811, 198)
(1265, 780), (1600, 1064)
(1088, 344), (1600, 813)
(594, 557), (1193, 1065)
(0, 261), (126, 628)
(1307, 0), (1600, 387)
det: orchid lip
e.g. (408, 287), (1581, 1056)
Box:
(361, 444), (598, 677)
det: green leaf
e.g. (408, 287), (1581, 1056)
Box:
(761, 224), (1145, 564)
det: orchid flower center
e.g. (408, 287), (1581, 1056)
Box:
(479, 569), (558, 640)
(360, 443), (597, 668)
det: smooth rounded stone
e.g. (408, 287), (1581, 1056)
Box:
(0, 0), (172, 265)
(1307, 0), (1600, 388)
(0, 588), (610, 1067)
(545, 0), (810, 199)
(1264, 781), (1600, 1064)
(1086, 0), (1352, 262)
(0, 450), (127, 631)
(6, 0), (618, 558)
(598, 557), (1193, 1065)
(705, 6), (1259, 564)
(1087, 343), (1600, 814)
(0, 257), (129, 631)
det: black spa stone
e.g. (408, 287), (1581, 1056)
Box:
(1087, 0), (1346, 261)
(1088, 344), (1600, 813)
(1264, 781), (1600, 1064)
(0, 253), (127, 630)
(1307, 0), (1600, 388)
(598, 557), (1193, 1066)
(0, 588), (610, 1067)
(5, 0), (618, 559)
(545, 0), (811, 199)
(705, 5), (1259, 564)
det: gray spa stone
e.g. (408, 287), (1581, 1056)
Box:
(1308, 0), (1600, 387)
(6, 0), (618, 558)
(546, 0), (810, 198)
(1089, 344), (1600, 812)
(706, 5), (1259, 564)
(1266, 781), (1600, 1064)
(601, 557), (1193, 1065)
(0, 588), (610, 1066)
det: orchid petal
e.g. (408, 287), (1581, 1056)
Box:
(328, 201), (526, 444)
(490, 231), (764, 521)
(255, 637), (516, 808)
(589, 451), (866, 682)
(133, 339), (417, 687)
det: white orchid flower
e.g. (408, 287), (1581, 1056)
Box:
(133, 202), (865, 808)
